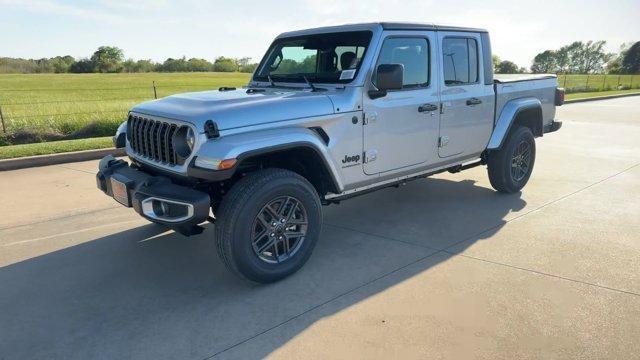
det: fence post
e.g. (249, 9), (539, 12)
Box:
(631, 76), (635, 89)
(153, 81), (158, 99)
(602, 74), (607, 90)
(563, 74), (567, 88)
(0, 105), (6, 134)
(585, 74), (590, 90)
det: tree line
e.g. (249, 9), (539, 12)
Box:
(0, 46), (259, 74)
(2, 41), (639, 75)
(495, 40), (639, 74)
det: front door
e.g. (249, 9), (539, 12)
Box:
(437, 32), (494, 158)
(362, 33), (440, 175)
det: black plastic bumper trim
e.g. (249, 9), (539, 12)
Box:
(97, 156), (210, 234)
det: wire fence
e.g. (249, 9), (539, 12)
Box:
(0, 74), (639, 141)
(0, 79), (248, 140)
(557, 74), (640, 93)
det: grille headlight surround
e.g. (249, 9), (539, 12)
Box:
(173, 125), (196, 158)
(186, 127), (196, 151)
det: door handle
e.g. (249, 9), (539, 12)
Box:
(466, 98), (482, 106)
(418, 103), (438, 113)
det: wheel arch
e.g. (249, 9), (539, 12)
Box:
(235, 143), (341, 196)
(194, 127), (343, 196)
(487, 98), (543, 150)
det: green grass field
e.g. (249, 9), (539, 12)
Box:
(0, 72), (638, 149)
(0, 137), (113, 160)
(0, 72), (251, 144)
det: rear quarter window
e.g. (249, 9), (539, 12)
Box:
(442, 37), (479, 85)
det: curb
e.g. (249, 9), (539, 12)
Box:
(0, 147), (126, 172)
(565, 92), (640, 104)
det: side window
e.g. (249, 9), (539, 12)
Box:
(374, 37), (430, 88)
(442, 38), (479, 85)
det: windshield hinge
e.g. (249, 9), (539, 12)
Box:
(363, 112), (378, 125)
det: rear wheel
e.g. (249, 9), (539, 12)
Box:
(214, 168), (322, 283)
(487, 126), (536, 193)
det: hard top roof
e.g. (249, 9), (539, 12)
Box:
(277, 22), (488, 38)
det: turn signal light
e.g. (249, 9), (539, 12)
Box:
(218, 158), (237, 170)
(194, 156), (237, 170)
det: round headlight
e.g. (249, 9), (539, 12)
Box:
(186, 127), (196, 151)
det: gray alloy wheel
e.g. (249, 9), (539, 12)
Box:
(510, 139), (532, 182)
(251, 196), (309, 264)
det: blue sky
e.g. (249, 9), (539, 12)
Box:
(1, 0), (639, 68)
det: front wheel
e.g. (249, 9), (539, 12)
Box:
(214, 168), (322, 283)
(487, 126), (536, 193)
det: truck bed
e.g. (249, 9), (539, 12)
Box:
(494, 74), (558, 129)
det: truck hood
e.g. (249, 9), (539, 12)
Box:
(130, 88), (336, 130)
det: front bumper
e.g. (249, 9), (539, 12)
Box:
(96, 156), (210, 235)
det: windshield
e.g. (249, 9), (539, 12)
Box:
(254, 31), (372, 84)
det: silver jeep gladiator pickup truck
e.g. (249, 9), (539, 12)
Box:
(97, 22), (563, 283)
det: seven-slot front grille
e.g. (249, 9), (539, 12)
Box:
(127, 115), (183, 165)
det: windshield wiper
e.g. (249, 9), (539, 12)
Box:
(267, 75), (276, 87)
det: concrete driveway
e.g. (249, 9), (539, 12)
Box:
(1, 97), (639, 359)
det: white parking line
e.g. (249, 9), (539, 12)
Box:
(2, 219), (145, 247)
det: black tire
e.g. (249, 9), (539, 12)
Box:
(214, 168), (322, 283)
(487, 126), (536, 193)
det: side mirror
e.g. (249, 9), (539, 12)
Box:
(369, 64), (404, 99)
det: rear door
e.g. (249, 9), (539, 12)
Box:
(362, 32), (440, 175)
(437, 32), (494, 158)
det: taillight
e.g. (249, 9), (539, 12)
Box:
(555, 88), (565, 106)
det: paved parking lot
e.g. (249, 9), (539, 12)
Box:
(1, 97), (639, 359)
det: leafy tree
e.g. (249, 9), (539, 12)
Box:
(236, 57), (251, 71)
(568, 41), (612, 74)
(121, 59), (136, 73)
(622, 41), (640, 74)
(187, 58), (213, 72)
(531, 41), (613, 74)
(49, 55), (75, 73)
(157, 57), (189, 72)
(239, 62), (258, 73)
(69, 59), (94, 73)
(495, 60), (521, 74)
(492, 55), (501, 73)
(135, 59), (157, 73)
(554, 44), (574, 73)
(90, 46), (124, 73)
(213, 57), (237, 72)
(531, 50), (558, 73)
